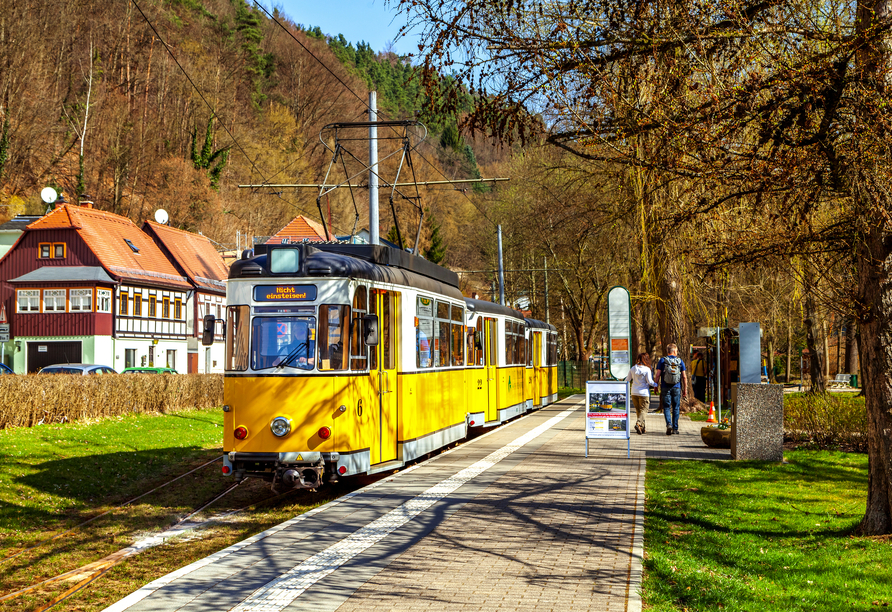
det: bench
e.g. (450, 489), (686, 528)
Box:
(828, 374), (852, 389)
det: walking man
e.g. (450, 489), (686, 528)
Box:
(654, 343), (689, 435)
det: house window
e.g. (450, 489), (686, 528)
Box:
(38, 243), (66, 259)
(124, 239), (140, 253)
(16, 290), (39, 313)
(162, 297), (170, 319)
(43, 289), (67, 312)
(133, 293), (142, 316)
(166, 349), (176, 370)
(119, 292), (129, 315)
(174, 299), (182, 320)
(149, 296), (157, 317)
(70, 289), (93, 312)
(97, 289), (112, 313)
(125, 348), (137, 368)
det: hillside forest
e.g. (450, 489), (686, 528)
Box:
(0, 0), (858, 385)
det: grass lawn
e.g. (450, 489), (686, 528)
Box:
(643, 451), (890, 611)
(0, 408), (345, 611)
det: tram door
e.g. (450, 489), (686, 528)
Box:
(370, 290), (399, 465)
(532, 332), (542, 406)
(485, 317), (499, 422)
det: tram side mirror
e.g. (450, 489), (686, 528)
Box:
(363, 314), (379, 346)
(201, 314), (216, 346)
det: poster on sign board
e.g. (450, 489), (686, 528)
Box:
(585, 380), (631, 457)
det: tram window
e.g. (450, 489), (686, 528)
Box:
(319, 305), (349, 371)
(350, 287), (368, 370)
(417, 318), (433, 368)
(382, 294), (394, 370)
(515, 325), (525, 365)
(505, 322), (515, 365)
(437, 301), (450, 319)
(451, 306), (463, 322)
(251, 316), (316, 370)
(451, 321), (464, 366)
(269, 248), (300, 274)
(225, 306), (250, 371)
(437, 319), (450, 367)
(472, 319), (484, 366)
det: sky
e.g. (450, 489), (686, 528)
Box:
(272, 0), (416, 55)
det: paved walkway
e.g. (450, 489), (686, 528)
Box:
(104, 396), (729, 612)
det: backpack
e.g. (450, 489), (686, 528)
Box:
(662, 356), (682, 385)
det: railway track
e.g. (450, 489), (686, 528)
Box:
(0, 456), (317, 611)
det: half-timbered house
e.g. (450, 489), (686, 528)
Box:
(0, 202), (194, 372)
(141, 221), (228, 373)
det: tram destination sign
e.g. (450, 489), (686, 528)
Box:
(254, 284), (318, 302)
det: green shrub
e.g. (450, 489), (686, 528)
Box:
(0, 374), (223, 430)
(784, 392), (867, 451)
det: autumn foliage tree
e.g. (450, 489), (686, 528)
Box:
(399, 0), (892, 534)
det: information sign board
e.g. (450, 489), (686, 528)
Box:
(0, 324), (8, 343)
(585, 380), (630, 457)
(607, 286), (632, 380)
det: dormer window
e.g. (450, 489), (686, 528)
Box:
(39, 243), (66, 259)
(124, 239), (140, 253)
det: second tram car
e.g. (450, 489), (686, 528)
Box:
(208, 242), (557, 489)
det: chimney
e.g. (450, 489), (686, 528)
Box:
(78, 194), (94, 209)
(54, 194), (68, 210)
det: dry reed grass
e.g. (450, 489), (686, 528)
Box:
(0, 374), (223, 430)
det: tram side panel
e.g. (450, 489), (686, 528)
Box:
(398, 291), (468, 462)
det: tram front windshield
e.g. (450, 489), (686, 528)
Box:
(252, 316), (316, 370)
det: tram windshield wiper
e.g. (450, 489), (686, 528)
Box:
(277, 341), (309, 369)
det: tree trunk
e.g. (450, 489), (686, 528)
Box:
(655, 250), (690, 360)
(823, 320), (831, 378)
(855, 226), (892, 535)
(803, 269), (825, 393)
(844, 318), (857, 374)
(768, 338), (776, 383)
(786, 302), (794, 384)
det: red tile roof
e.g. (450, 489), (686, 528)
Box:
(27, 206), (192, 289)
(267, 215), (335, 243)
(142, 221), (229, 293)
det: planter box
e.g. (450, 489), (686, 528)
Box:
(701, 426), (731, 449)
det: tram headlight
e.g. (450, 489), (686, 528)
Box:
(270, 416), (292, 437)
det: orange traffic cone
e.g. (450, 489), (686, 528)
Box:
(706, 401), (718, 423)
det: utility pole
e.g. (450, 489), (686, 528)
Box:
(497, 225), (506, 305)
(369, 91), (379, 245)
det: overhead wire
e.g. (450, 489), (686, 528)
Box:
(251, 1), (499, 228)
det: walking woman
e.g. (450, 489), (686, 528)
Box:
(625, 352), (657, 434)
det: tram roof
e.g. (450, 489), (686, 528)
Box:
(464, 297), (525, 319)
(525, 317), (557, 332)
(230, 242), (464, 300)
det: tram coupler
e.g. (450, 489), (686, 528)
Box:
(282, 459), (324, 489)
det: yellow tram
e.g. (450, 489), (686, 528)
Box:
(207, 242), (557, 489)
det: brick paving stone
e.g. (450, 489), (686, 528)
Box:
(104, 396), (729, 612)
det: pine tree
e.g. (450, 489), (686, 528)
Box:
(424, 216), (446, 264)
(385, 225), (404, 248)
(190, 116), (230, 190)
